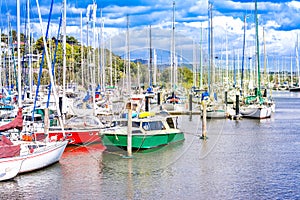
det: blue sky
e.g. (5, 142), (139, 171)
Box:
(1, 0), (300, 71)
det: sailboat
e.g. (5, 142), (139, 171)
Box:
(202, 1), (226, 119)
(289, 35), (300, 92)
(162, 1), (186, 112)
(0, 0), (67, 181)
(239, 0), (272, 119)
(31, 2), (106, 145)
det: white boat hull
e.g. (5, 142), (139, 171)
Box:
(240, 105), (272, 119)
(19, 140), (68, 173)
(0, 157), (24, 181)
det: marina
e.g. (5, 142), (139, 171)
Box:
(1, 0), (300, 199)
(0, 91), (299, 199)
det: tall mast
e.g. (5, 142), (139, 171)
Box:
(241, 15), (247, 93)
(36, 0), (65, 136)
(17, 0), (22, 108)
(193, 40), (196, 87)
(149, 25), (153, 87)
(110, 37), (113, 86)
(263, 27), (267, 87)
(296, 35), (299, 86)
(126, 15), (131, 94)
(199, 24), (203, 89)
(171, 1), (176, 91)
(255, 0), (261, 95)
(153, 49), (157, 86)
(27, 0), (32, 99)
(210, 2), (214, 92)
(80, 11), (84, 87)
(225, 23), (229, 88)
(62, 0), (67, 116)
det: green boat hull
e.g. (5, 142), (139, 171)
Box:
(101, 133), (185, 149)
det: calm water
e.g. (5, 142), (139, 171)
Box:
(1, 91), (300, 200)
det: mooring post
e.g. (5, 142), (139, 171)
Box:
(189, 93), (193, 112)
(157, 92), (161, 105)
(145, 96), (149, 112)
(127, 102), (132, 157)
(235, 94), (240, 115)
(225, 91), (228, 106)
(201, 101), (207, 139)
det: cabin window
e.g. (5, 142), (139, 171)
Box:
(166, 117), (175, 128)
(132, 121), (140, 128)
(142, 121), (164, 131)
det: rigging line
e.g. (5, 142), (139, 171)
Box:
(32, 0), (55, 121)
(46, 12), (62, 109)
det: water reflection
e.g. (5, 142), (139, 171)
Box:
(0, 91), (299, 199)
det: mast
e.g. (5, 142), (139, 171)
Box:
(225, 23), (229, 88)
(137, 63), (140, 91)
(93, 2), (97, 116)
(199, 24), (203, 89)
(110, 37), (113, 86)
(36, 0), (65, 136)
(80, 11), (84, 87)
(149, 25), (153, 87)
(255, 0), (261, 96)
(208, 1), (214, 93)
(241, 15), (247, 94)
(100, 7), (105, 91)
(62, 0), (67, 117)
(193, 40), (196, 87)
(263, 27), (267, 87)
(296, 35), (299, 86)
(153, 49), (157, 86)
(126, 15), (131, 94)
(290, 53), (293, 87)
(27, 0), (32, 99)
(171, 0), (176, 91)
(17, 0), (22, 108)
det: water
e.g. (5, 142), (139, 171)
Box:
(1, 91), (300, 200)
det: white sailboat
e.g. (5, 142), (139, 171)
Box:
(0, 0), (67, 181)
(204, 1), (226, 119)
(290, 35), (300, 92)
(162, 1), (186, 113)
(240, 0), (272, 119)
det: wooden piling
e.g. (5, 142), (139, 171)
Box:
(157, 92), (161, 105)
(127, 102), (132, 157)
(235, 94), (240, 115)
(225, 91), (228, 106)
(189, 93), (193, 112)
(145, 96), (149, 111)
(201, 102), (207, 139)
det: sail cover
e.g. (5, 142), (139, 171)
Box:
(0, 107), (23, 132)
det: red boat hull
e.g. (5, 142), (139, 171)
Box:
(34, 129), (101, 145)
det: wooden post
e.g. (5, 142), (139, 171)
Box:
(201, 101), (207, 139)
(189, 93), (193, 112)
(225, 91), (228, 106)
(157, 92), (161, 105)
(127, 102), (132, 157)
(145, 96), (149, 111)
(235, 94), (240, 115)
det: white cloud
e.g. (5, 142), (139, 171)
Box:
(287, 1), (300, 10)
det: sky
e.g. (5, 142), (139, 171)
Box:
(1, 0), (300, 72)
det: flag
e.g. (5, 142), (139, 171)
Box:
(86, 4), (92, 21)
(92, 3), (97, 22)
(87, 3), (97, 22)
